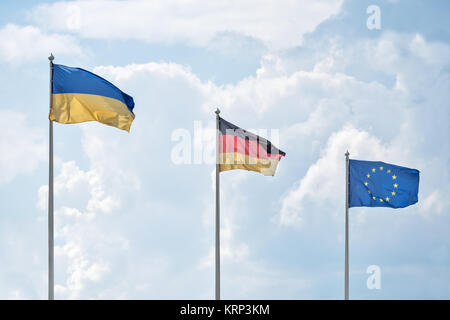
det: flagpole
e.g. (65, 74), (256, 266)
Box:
(48, 53), (54, 300)
(345, 150), (349, 300)
(215, 108), (221, 300)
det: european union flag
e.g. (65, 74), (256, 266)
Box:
(349, 160), (419, 208)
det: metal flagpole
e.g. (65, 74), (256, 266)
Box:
(48, 53), (54, 300)
(215, 108), (221, 300)
(345, 150), (350, 300)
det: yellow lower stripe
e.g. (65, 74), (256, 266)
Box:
(219, 152), (280, 176)
(49, 93), (135, 132)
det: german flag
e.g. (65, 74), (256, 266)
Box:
(218, 117), (286, 176)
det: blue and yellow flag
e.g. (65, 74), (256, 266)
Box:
(49, 64), (135, 132)
(349, 160), (419, 208)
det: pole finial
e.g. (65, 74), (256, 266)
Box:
(345, 150), (349, 157)
(48, 53), (54, 62)
(215, 107), (220, 115)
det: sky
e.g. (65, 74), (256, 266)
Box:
(0, 0), (449, 300)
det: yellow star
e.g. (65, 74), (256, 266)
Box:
(372, 196), (376, 200)
(385, 197), (390, 202)
(380, 198), (383, 202)
(364, 182), (368, 186)
(372, 168), (376, 172)
(379, 166), (383, 170)
(387, 169), (391, 173)
(391, 191), (396, 196)
(394, 183), (398, 188)
(366, 174), (370, 178)
(392, 175), (397, 179)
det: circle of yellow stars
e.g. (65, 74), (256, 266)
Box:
(364, 166), (398, 203)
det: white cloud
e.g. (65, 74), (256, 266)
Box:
(24, 27), (450, 298)
(8, 290), (26, 300)
(0, 110), (46, 184)
(30, 0), (343, 50)
(274, 34), (448, 227)
(91, 31), (450, 230)
(420, 190), (446, 217)
(37, 160), (127, 299)
(279, 125), (394, 227)
(37, 161), (120, 215)
(199, 169), (252, 270)
(93, 62), (207, 92)
(0, 24), (81, 63)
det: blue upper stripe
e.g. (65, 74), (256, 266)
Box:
(52, 64), (134, 113)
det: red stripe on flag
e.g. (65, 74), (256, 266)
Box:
(219, 134), (283, 160)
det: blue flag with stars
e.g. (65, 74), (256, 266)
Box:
(349, 160), (419, 208)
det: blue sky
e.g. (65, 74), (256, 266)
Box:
(0, 0), (449, 299)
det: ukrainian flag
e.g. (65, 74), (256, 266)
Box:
(49, 64), (135, 132)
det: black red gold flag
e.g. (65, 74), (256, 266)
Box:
(218, 117), (285, 176)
